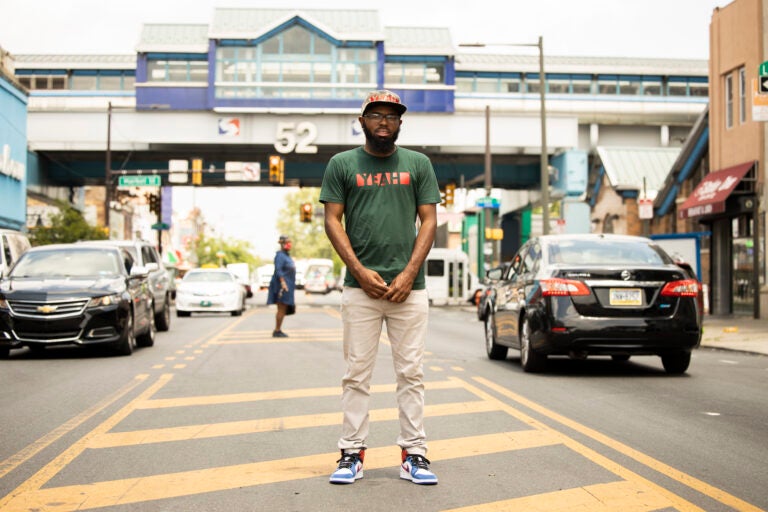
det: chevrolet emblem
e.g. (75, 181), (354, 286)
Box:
(37, 305), (58, 314)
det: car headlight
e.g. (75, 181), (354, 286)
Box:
(88, 294), (121, 308)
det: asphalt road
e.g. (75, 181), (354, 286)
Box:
(0, 289), (765, 512)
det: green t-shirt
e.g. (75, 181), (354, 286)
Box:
(319, 146), (441, 289)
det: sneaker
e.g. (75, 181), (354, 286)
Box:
(329, 450), (364, 484)
(400, 450), (438, 485)
(272, 330), (288, 338)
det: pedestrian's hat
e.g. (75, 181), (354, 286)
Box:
(278, 235), (290, 243)
(361, 89), (407, 116)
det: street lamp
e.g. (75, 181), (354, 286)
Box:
(459, 37), (550, 234)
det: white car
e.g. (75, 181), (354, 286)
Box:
(175, 268), (245, 317)
(256, 264), (274, 290)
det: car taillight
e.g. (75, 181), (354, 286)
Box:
(660, 279), (700, 297)
(540, 278), (590, 296)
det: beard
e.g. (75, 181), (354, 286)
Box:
(362, 124), (399, 154)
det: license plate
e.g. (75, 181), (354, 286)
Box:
(199, 300), (212, 307)
(609, 288), (642, 306)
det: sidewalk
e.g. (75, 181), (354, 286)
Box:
(701, 316), (768, 355)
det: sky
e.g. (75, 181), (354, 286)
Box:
(0, 0), (728, 258)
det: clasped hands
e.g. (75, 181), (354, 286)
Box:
(357, 268), (413, 303)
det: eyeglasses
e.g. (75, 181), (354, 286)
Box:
(362, 113), (401, 122)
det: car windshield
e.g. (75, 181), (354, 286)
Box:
(11, 249), (121, 277)
(548, 239), (670, 266)
(184, 272), (234, 283)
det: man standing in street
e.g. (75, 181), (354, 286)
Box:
(319, 90), (441, 485)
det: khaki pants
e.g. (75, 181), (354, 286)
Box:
(338, 287), (429, 456)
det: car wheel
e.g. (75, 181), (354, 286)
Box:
(114, 313), (136, 356)
(0, 347), (10, 359)
(155, 296), (171, 332)
(611, 354), (631, 362)
(484, 311), (508, 360)
(177, 310), (191, 317)
(137, 307), (156, 347)
(231, 308), (243, 317)
(661, 351), (691, 375)
(520, 315), (546, 373)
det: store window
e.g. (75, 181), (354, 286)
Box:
(725, 73), (734, 129)
(739, 67), (747, 124)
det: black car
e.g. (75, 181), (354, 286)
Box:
(478, 234), (703, 374)
(0, 244), (155, 357)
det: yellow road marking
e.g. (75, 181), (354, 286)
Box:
(0, 432), (558, 511)
(89, 400), (499, 448)
(0, 374), (148, 479)
(137, 378), (462, 409)
(0, 373), (174, 511)
(442, 480), (675, 512)
(473, 376), (763, 512)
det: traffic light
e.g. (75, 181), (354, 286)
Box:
(268, 155), (284, 185)
(191, 158), (203, 186)
(445, 183), (456, 206)
(300, 202), (313, 223)
(148, 193), (160, 216)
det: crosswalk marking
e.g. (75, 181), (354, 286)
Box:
(442, 480), (676, 512)
(1, 319), (759, 512)
(89, 400), (499, 448)
(0, 432), (560, 512)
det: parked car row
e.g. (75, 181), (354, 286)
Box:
(0, 242), (159, 357)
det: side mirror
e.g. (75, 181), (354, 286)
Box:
(130, 265), (150, 278)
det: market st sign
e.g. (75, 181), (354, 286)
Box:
(0, 144), (25, 181)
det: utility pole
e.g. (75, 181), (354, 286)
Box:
(105, 101), (112, 234)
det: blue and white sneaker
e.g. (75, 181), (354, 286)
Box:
(329, 450), (364, 484)
(400, 450), (438, 485)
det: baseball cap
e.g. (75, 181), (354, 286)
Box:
(360, 89), (407, 116)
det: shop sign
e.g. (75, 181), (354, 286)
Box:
(0, 144), (25, 181)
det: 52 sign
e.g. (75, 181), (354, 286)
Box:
(274, 122), (318, 154)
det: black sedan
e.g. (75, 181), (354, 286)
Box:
(478, 234), (703, 374)
(0, 244), (155, 357)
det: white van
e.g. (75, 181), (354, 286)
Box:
(304, 258), (335, 294)
(0, 229), (31, 278)
(423, 248), (477, 306)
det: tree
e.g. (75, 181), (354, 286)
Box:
(275, 188), (342, 271)
(28, 203), (108, 246)
(191, 233), (262, 270)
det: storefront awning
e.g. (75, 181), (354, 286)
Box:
(678, 161), (755, 219)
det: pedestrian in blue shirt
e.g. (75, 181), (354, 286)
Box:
(267, 235), (296, 337)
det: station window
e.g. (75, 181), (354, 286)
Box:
(642, 79), (662, 95)
(618, 77), (640, 95)
(547, 79), (570, 94)
(385, 62), (444, 85)
(597, 76), (618, 94)
(525, 74), (541, 94)
(571, 79), (593, 94)
(215, 25), (376, 99)
(455, 77), (474, 93)
(148, 59), (208, 83)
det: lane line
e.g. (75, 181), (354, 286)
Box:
(0, 374), (149, 479)
(473, 376), (762, 512)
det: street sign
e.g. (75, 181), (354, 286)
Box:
(752, 79), (768, 121)
(638, 198), (653, 219)
(759, 61), (768, 76)
(761, 76), (768, 94)
(118, 175), (161, 187)
(476, 197), (499, 209)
